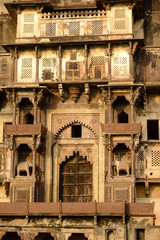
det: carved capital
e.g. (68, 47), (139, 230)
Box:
(32, 135), (42, 150)
(134, 133), (141, 151)
(129, 86), (141, 105)
(103, 134), (113, 150)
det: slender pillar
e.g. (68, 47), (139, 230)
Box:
(129, 41), (134, 80)
(108, 87), (113, 123)
(10, 135), (15, 178)
(34, 102), (37, 124)
(17, 106), (20, 124)
(130, 87), (135, 123)
(131, 135), (135, 176)
(108, 43), (111, 81)
(32, 148), (36, 178)
(35, 46), (39, 83)
(85, 44), (88, 80)
(58, 45), (62, 81)
(107, 135), (112, 177)
(14, 47), (18, 83)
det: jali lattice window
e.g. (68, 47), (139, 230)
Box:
(66, 62), (80, 80)
(90, 56), (106, 79)
(60, 152), (92, 202)
(137, 151), (144, 163)
(23, 13), (34, 34)
(114, 9), (126, 30)
(21, 58), (33, 80)
(113, 56), (128, 77)
(92, 21), (103, 35)
(42, 58), (56, 80)
(45, 23), (56, 37)
(69, 22), (80, 36)
(151, 150), (160, 167)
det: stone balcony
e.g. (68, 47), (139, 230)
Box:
(101, 123), (142, 135)
(4, 124), (46, 136)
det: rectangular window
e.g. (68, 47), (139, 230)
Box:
(69, 22), (80, 36)
(136, 229), (145, 240)
(66, 61), (80, 80)
(45, 23), (56, 37)
(72, 125), (81, 138)
(21, 58), (33, 80)
(147, 120), (159, 140)
(92, 20), (103, 35)
(23, 13), (34, 35)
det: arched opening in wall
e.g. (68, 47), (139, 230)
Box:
(24, 112), (34, 124)
(113, 96), (129, 123)
(59, 152), (92, 202)
(19, 98), (34, 124)
(69, 233), (88, 240)
(17, 144), (32, 177)
(107, 231), (115, 240)
(118, 110), (128, 123)
(35, 233), (54, 240)
(113, 143), (131, 176)
(2, 232), (21, 240)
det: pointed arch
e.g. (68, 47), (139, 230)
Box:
(55, 120), (97, 138)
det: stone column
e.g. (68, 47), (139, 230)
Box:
(33, 90), (37, 124)
(131, 135), (135, 176)
(108, 43), (112, 81)
(107, 135), (113, 177)
(12, 90), (17, 124)
(85, 44), (88, 80)
(58, 45), (62, 81)
(14, 47), (18, 83)
(32, 135), (37, 178)
(107, 87), (114, 123)
(130, 87), (134, 123)
(9, 135), (15, 178)
(35, 46), (39, 83)
(129, 41), (134, 80)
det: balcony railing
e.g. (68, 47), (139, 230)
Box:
(101, 123), (142, 135)
(4, 124), (46, 136)
(0, 202), (154, 217)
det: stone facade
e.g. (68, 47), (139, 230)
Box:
(0, 0), (160, 239)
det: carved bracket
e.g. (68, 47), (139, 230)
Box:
(84, 83), (90, 103)
(5, 135), (15, 151)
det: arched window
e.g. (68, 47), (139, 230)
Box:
(2, 232), (21, 240)
(118, 110), (128, 123)
(59, 152), (92, 202)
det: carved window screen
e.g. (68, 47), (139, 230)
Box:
(92, 21), (103, 35)
(151, 150), (160, 167)
(42, 58), (56, 80)
(114, 9), (126, 30)
(45, 23), (56, 37)
(137, 151), (144, 163)
(66, 62), (81, 80)
(15, 187), (29, 202)
(113, 56), (128, 77)
(113, 186), (129, 202)
(90, 56), (106, 79)
(21, 58), (33, 80)
(60, 153), (92, 202)
(69, 22), (80, 36)
(23, 13), (34, 34)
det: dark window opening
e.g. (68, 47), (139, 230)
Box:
(118, 110), (128, 123)
(19, 170), (27, 176)
(24, 112), (34, 124)
(2, 232), (21, 240)
(136, 229), (145, 240)
(147, 120), (159, 140)
(72, 125), (82, 138)
(119, 170), (127, 176)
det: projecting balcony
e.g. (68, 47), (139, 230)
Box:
(101, 123), (142, 135)
(4, 124), (46, 136)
